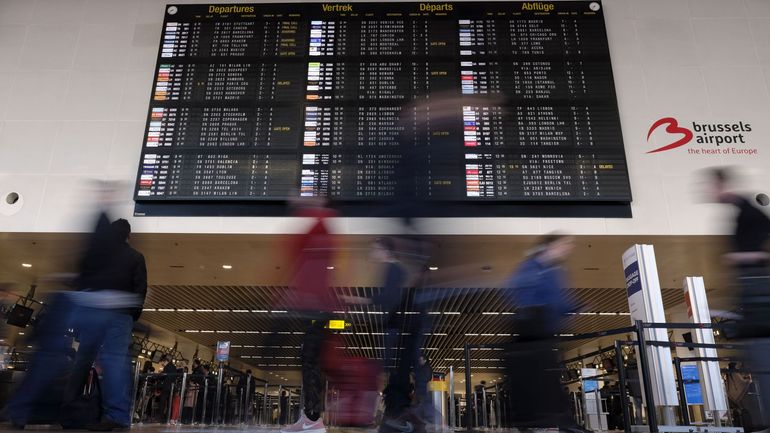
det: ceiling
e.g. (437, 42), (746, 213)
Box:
(0, 231), (736, 377)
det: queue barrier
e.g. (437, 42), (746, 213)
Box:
(461, 320), (748, 433)
(130, 368), (294, 426)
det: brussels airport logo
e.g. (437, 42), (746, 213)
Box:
(646, 117), (758, 156)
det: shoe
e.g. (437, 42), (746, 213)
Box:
(379, 409), (426, 433)
(280, 412), (326, 433)
(379, 418), (414, 433)
(86, 419), (130, 431)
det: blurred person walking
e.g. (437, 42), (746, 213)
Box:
(279, 197), (338, 433)
(2, 291), (77, 428)
(503, 233), (587, 433)
(64, 215), (147, 431)
(707, 168), (770, 432)
(414, 353), (434, 424)
(371, 237), (429, 433)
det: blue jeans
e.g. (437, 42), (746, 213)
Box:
(67, 307), (133, 426)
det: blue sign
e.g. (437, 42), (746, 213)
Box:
(584, 380), (599, 393)
(216, 341), (230, 362)
(681, 364), (703, 405)
(624, 260), (642, 298)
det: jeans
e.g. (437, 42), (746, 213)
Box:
(66, 306), (133, 426)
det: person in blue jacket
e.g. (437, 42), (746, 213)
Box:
(503, 233), (588, 433)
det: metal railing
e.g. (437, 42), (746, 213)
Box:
(461, 320), (748, 433)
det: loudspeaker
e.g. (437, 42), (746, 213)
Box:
(682, 332), (694, 351)
(6, 304), (33, 328)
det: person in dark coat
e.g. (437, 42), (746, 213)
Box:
(64, 215), (148, 431)
(414, 354), (433, 423)
(708, 168), (770, 431)
(503, 233), (585, 432)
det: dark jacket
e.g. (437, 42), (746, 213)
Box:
(77, 212), (148, 320)
(161, 362), (177, 392)
(730, 195), (770, 254)
(414, 360), (432, 398)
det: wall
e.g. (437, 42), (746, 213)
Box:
(1, 0), (769, 235)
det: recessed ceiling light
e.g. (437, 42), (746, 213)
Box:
(18, 332), (24, 335)
(22, 263), (32, 268)
(428, 266), (438, 271)
(326, 266), (334, 270)
(222, 265), (233, 270)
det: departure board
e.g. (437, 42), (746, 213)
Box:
(134, 1), (632, 207)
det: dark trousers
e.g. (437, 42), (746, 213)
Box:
(301, 318), (328, 417)
(504, 307), (570, 428)
(383, 312), (425, 419)
(736, 266), (770, 430)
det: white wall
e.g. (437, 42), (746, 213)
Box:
(1, 0), (769, 235)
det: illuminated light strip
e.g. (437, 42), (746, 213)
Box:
(143, 308), (157, 312)
(213, 309), (230, 313)
(482, 312), (500, 315)
(177, 308), (194, 312)
(444, 312), (461, 315)
(197, 309), (213, 312)
(252, 310), (269, 313)
(271, 310), (288, 314)
(232, 310), (249, 313)
(158, 308), (175, 312)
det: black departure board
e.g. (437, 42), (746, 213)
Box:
(134, 1), (632, 207)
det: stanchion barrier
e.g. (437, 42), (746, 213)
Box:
(179, 372), (187, 423)
(494, 383), (502, 430)
(481, 386), (488, 428)
(130, 361), (141, 426)
(262, 382), (269, 425)
(244, 376), (251, 424)
(202, 377), (209, 425)
(449, 366), (456, 429)
(166, 382), (175, 424)
(615, 340), (633, 433)
(461, 320), (746, 433)
(634, 320), (660, 433)
(464, 344), (473, 430)
(214, 366), (224, 424)
(138, 376), (149, 423)
(673, 357), (690, 426)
